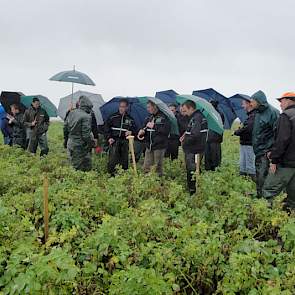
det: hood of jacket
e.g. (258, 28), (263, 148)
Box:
(251, 90), (268, 112)
(79, 96), (93, 113)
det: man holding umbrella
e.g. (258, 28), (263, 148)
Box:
(138, 100), (171, 176)
(262, 92), (295, 210)
(180, 100), (208, 195)
(24, 97), (50, 156)
(105, 98), (136, 176)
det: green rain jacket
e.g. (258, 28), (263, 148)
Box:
(251, 90), (279, 157)
(64, 96), (94, 150)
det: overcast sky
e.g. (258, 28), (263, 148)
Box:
(1, 0), (294, 108)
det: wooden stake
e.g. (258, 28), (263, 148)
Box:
(127, 135), (137, 175)
(195, 154), (201, 193)
(43, 174), (49, 243)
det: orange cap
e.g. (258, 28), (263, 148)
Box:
(277, 92), (295, 101)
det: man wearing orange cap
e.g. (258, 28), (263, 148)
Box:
(262, 92), (295, 210)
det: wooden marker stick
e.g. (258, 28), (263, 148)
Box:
(127, 135), (137, 175)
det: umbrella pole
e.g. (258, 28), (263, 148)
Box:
(195, 154), (201, 194)
(127, 135), (137, 175)
(71, 82), (74, 104)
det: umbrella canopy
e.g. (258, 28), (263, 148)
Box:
(0, 91), (26, 113)
(176, 94), (224, 135)
(49, 69), (95, 86)
(20, 95), (58, 117)
(155, 89), (179, 105)
(100, 97), (149, 131)
(229, 94), (250, 123)
(58, 90), (105, 125)
(137, 96), (179, 135)
(192, 88), (236, 129)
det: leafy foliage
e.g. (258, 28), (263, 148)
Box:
(0, 122), (294, 294)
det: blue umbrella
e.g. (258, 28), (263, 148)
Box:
(155, 89), (179, 105)
(49, 66), (95, 101)
(100, 97), (149, 131)
(229, 94), (250, 123)
(192, 88), (236, 129)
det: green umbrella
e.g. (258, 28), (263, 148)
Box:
(176, 94), (224, 135)
(20, 95), (58, 117)
(137, 96), (179, 135)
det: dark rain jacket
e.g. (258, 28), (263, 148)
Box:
(64, 96), (94, 150)
(105, 112), (136, 141)
(9, 113), (26, 147)
(270, 105), (295, 168)
(176, 112), (190, 137)
(207, 110), (224, 144)
(143, 111), (171, 150)
(234, 109), (256, 146)
(251, 91), (279, 157)
(182, 110), (208, 154)
(24, 106), (50, 136)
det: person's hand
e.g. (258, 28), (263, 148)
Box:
(31, 120), (37, 127)
(8, 119), (14, 124)
(269, 163), (277, 174)
(146, 122), (154, 129)
(108, 138), (115, 145)
(6, 114), (13, 120)
(137, 129), (145, 140)
(125, 131), (132, 137)
(94, 139), (98, 147)
(267, 152), (271, 159)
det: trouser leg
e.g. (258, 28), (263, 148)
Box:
(69, 147), (90, 171)
(286, 173), (295, 209)
(154, 149), (166, 176)
(28, 134), (38, 154)
(143, 149), (154, 173)
(120, 140), (129, 170)
(39, 133), (49, 156)
(263, 166), (295, 209)
(240, 145), (247, 175)
(185, 152), (197, 195)
(255, 154), (269, 197)
(170, 139), (179, 160)
(108, 142), (120, 175)
(205, 143), (211, 171)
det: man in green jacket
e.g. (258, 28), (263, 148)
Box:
(24, 97), (50, 156)
(64, 96), (95, 171)
(250, 90), (279, 197)
(263, 92), (295, 210)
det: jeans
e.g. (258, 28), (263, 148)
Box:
(240, 145), (256, 175)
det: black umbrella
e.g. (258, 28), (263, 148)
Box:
(0, 91), (26, 113)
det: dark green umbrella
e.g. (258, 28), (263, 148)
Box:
(49, 66), (96, 101)
(137, 96), (179, 135)
(21, 95), (57, 117)
(176, 94), (224, 135)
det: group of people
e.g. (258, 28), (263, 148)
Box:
(1, 91), (295, 210)
(1, 97), (50, 156)
(63, 96), (225, 195)
(234, 91), (295, 210)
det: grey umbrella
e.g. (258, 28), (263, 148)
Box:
(49, 66), (96, 101)
(58, 90), (105, 125)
